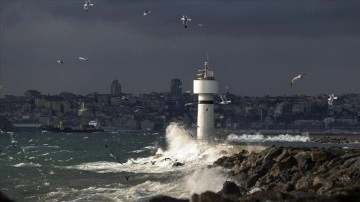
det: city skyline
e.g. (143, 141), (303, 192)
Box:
(1, 0), (359, 97)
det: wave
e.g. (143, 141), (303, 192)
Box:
(60, 123), (236, 201)
(13, 162), (41, 167)
(227, 133), (310, 143)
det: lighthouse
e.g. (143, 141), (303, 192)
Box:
(193, 61), (218, 143)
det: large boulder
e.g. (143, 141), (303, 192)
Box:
(219, 181), (245, 196)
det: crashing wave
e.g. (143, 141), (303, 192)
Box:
(227, 133), (310, 143)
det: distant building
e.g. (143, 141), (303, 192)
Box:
(24, 90), (41, 99)
(111, 79), (121, 96)
(170, 78), (182, 96)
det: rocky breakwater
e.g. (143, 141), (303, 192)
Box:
(150, 145), (360, 202)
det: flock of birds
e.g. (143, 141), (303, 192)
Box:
(57, 1), (337, 110)
(56, 0), (198, 66)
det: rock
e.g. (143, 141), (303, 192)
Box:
(311, 150), (329, 162)
(190, 194), (199, 202)
(330, 185), (360, 202)
(312, 176), (334, 194)
(263, 147), (284, 162)
(0, 192), (15, 202)
(273, 183), (294, 192)
(275, 149), (290, 162)
(295, 174), (313, 191)
(172, 162), (184, 167)
(294, 151), (313, 170)
(198, 191), (223, 202)
(238, 190), (294, 202)
(277, 156), (298, 170)
(219, 181), (244, 196)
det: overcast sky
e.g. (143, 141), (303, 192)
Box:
(1, 0), (359, 97)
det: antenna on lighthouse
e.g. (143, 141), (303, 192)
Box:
(204, 51), (209, 71)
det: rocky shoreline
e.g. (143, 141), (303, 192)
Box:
(150, 145), (360, 202)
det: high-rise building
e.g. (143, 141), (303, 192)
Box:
(111, 79), (121, 96)
(170, 78), (182, 96)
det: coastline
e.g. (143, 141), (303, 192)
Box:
(150, 143), (360, 202)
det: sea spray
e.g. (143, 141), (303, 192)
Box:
(164, 123), (200, 162)
(227, 133), (310, 143)
(185, 167), (228, 195)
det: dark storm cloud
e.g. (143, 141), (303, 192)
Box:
(0, 0), (359, 96)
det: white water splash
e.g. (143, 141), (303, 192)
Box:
(227, 133), (310, 143)
(63, 122), (231, 200)
(185, 167), (228, 195)
(13, 162), (41, 167)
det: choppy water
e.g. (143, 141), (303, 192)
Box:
(1, 123), (359, 202)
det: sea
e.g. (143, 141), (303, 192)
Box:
(1, 123), (359, 202)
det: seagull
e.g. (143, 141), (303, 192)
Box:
(220, 95), (231, 105)
(78, 57), (88, 61)
(198, 24), (204, 27)
(143, 10), (151, 16)
(150, 161), (156, 165)
(184, 103), (194, 107)
(290, 73), (306, 86)
(328, 94), (338, 106)
(84, 0), (94, 12)
(57, 60), (64, 64)
(180, 15), (191, 28)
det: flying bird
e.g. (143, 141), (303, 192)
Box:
(220, 95), (231, 105)
(143, 10), (151, 16)
(328, 94), (338, 106)
(290, 73), (306, 86)
(184, 103), (194, 107)
(57, 60), (64, 64)
(78, 57), (88, 61)
(84, 0), (94, 12)
(180, 15), (191, 28)
(198, 24), (204, 27)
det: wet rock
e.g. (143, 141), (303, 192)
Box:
(219, 181), (243, 196)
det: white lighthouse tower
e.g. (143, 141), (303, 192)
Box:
(193, 61), (218, 143)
